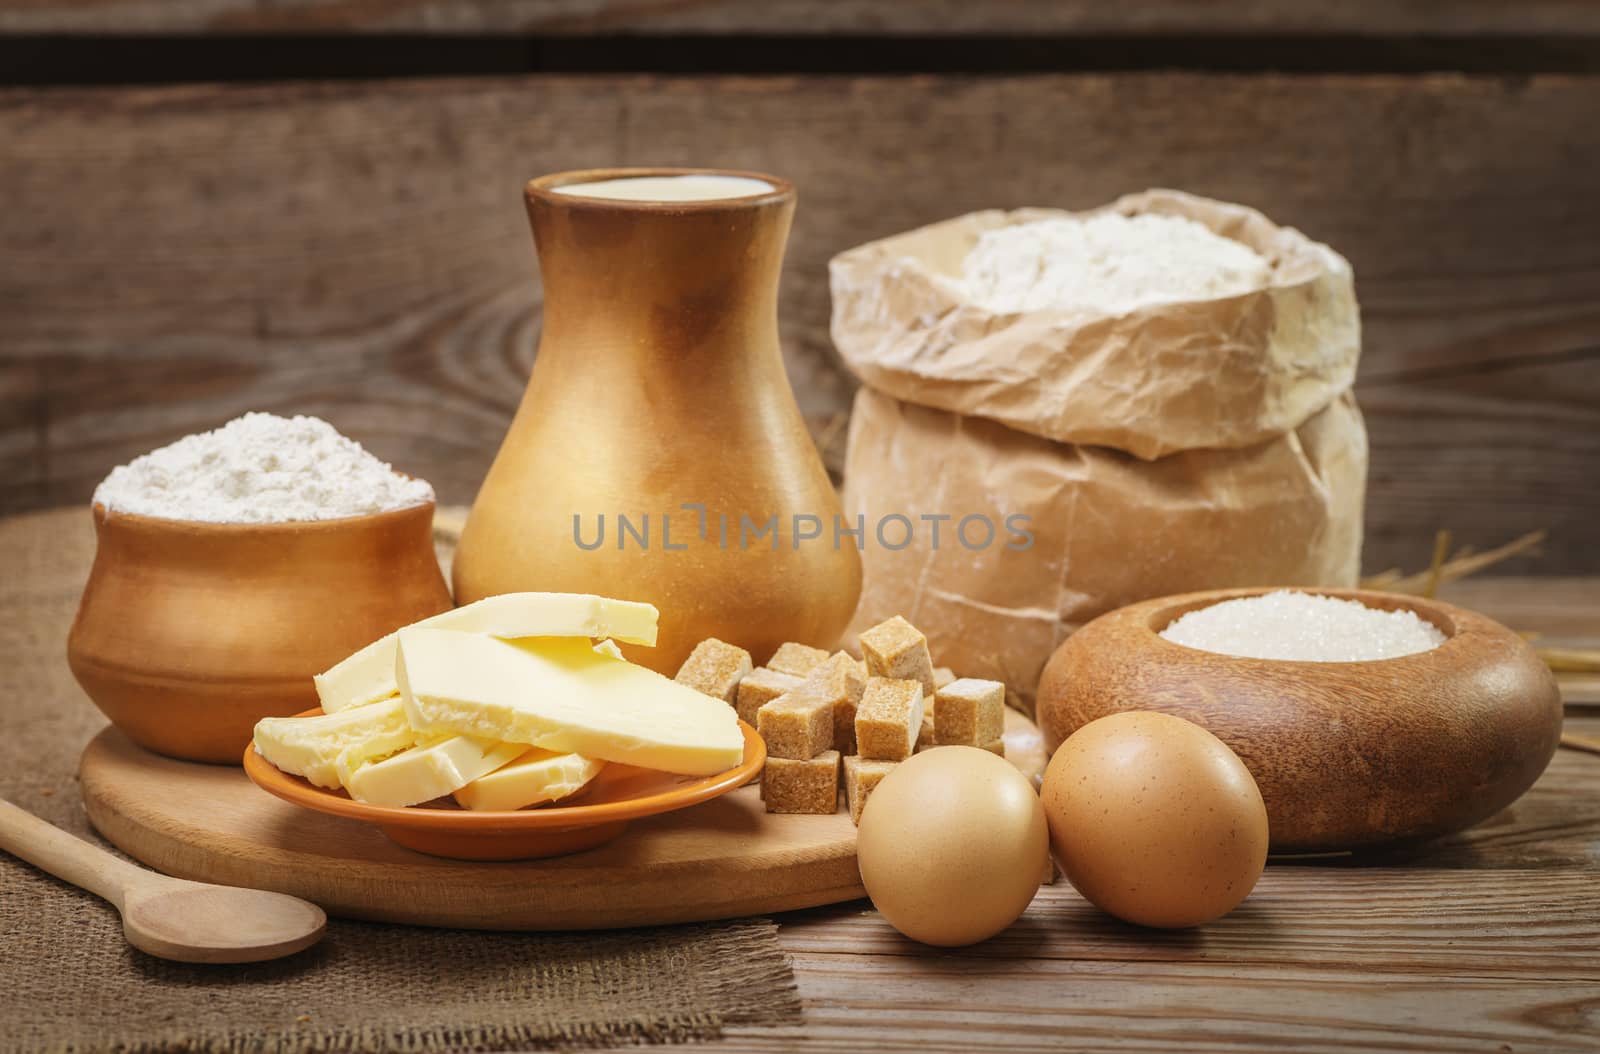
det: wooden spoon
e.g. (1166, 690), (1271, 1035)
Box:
(1, 798), (325, 963)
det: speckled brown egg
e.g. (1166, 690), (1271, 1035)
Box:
(1040, 711), (1268, 928)
(857, 746), (1049, 946)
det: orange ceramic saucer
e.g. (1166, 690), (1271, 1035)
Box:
(243, 710), (766, 861)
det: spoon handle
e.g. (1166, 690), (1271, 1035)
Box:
(0, 798), (147, 908)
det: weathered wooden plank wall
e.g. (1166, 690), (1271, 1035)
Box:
(1, 10), (1598, 575)
(4, 0), (1599, 35)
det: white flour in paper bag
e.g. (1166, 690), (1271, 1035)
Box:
(958, 212), (1273, 315)
(831, 190), (1367, 703)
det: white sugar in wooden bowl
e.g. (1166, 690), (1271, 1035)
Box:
(1159, 590), (1446, 662)
(1036, 587), (1563, 852)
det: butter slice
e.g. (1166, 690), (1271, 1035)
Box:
(344, 735), (525, 807)
(397, 630), (745, 776)
(452, 748), (604, 812)
(252, 696), (416, 789)
(334, 738), (422, 789)
(315, 592), (660, 713)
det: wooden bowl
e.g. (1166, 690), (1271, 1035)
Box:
(243, 712), (767, 861)
(1035, 587), (1562, 852)
(67, 502), (452, 764)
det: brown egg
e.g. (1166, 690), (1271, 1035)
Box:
(1040, 711), (1268, 928)
(857, 747), (1049, 946)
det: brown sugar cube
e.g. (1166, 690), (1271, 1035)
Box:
(763, 751), (840, 814)
(858, 616), (936, 695)
(800, 651), (866, 754)
(820, 650), (866, 698)
(934, 678), (1006, 747)
(917, 666), (948, 747)
(916, 739), (1003, 757)
(674, 637), (752, 705)
(767, 641), (831, 678)
(735, 667), (802, 726)
(756, 688), (834, 760)
(855, 677), (924, 761)
(843, 755), (898, 825)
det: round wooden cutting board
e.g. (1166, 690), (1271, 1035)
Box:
(79, 710), (1048, 931)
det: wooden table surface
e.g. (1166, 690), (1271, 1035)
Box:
(709, 576), (1600, 1053)
(5, 507), (1595, 1051)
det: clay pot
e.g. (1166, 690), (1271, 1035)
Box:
(453, 168), (862, 673)
(67, 502), (451, 763)
(1035, 588), (1562, 852)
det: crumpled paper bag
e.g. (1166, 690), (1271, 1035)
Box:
(833, 190), (1367, 700)
(830, 189), (1361, 461)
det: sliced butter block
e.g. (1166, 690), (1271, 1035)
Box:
(452, 748), (604, 812)
(397, 629), (745, 776)
(333, 737), (429, 789)
(252, 696), (416, 789)
(344, 735), (525, 808)
(315, 592), (660, 713)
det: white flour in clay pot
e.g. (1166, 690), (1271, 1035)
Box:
(1160, 590), (1446, 663)
(958, 211), (1273, 315)
(93, 412), (434, 523)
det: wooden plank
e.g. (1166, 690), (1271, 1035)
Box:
(4, 1), (1600, 36)
(1439, 576), (1600, 638)
(716, 963), (1599, 1053)
(769, 868), (1600, 975)
(2, 74), (1598, 574)
(706, 718), (1600, 1051)
(1436, 578), (1600, 706)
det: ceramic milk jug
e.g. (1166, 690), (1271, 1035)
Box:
(453, 168), (862, 673)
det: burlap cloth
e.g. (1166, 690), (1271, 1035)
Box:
(0, 508), (802, 1054)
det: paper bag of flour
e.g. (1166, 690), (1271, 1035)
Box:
(831, 190), (1367, 704)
